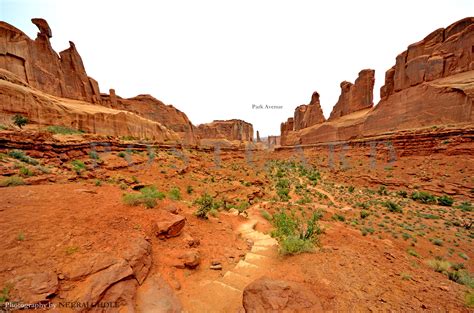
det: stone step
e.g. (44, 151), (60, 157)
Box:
(219, 270), (253, 291)
(233, 260), (260, 277)
(253, 237), (278, 247)
(242, 231), (272, 241)
(238, 220), (258, 234)
(244, 252), (269, 266)
(251, 245), (279, 257)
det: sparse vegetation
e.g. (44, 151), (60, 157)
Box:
(186, 185), (193, 194)
(0, 176), (25, 187)
(71, 160), (86, 174)
(411, 191), (437, 204)
(122, 186), (165, 208)
(384, 201), (403, 213)
(12, 114), (28, 129)
(168, 187), (182, 200)
(65, 246), (79, 255)
(194, 193), (219, 219)
(437, 195), (454, 207)
(46, 125), (83, 135)
(8, 150), (39, 165)
(271, 210), (321, 255)
(260, 209), (272, 221)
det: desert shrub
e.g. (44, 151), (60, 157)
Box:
(397, 190), (408, 198)
(46, 125), (83, 135)
(276, 178), (291, 202)
(168, 187), (182, 200)
(384, 201), (403, 213)
(123, 185), (165, 208)
(118, 151), (126, 158)
(437, 195), (454, 207)
(271, 210), (321, 255)
(186, 185), (193, 194)
(8, 150), (39, 165)
(71, 160), (86, 174)
(407, 248), (420, 258)
(348, 186), (355, 193)
(361, 227), (375, 236)
(332, 214), (345, 222)
(0, 284), (12, 304)
(465, 291), (474, 308)
(0, 176), (25, 187)
(411, 191), (437, 204)
(378, 186), (388, 196)
(89, 151), (100, 160)
(306, 169), (320, 184)
(12, 114), (28, 129)
(431, 238), (443, 246)
(360, 210), (370, 219)
(194, 193), (218, 219)
(0, 124), (8, 130)
(260, 209), (272, 221)
(427, 258), (451, 273)
(19, 166), (33, 177)
(456, 202), (472, 212)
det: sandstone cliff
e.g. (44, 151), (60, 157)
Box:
(0, 69), (179, 142)
(280, 17), (474, 146)
(294, 92), (326, 131)
(0, 19), (100, 103)
(0, 19), (200, 143)
(328, 69), (375, 120)
(197, 119), (253, 142)
(101, 93), (197, 144)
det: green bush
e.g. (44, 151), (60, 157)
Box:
(260, 209), (272, 221)
(194, 193), (218, 219)
(186, 185), (193, 194)
(384, 201), (403, 213)
(89, 151), (100, 160)
(360, 210), (370, 219)
(0, 176), (25, 187)
(456, 202), (472, 212)
(123, 185), (165, 208)
(8, 150), (39, 165)
(19, 166), (33, 177)
(12, 114), (28, 129)
(118, 151), (126, 158)
(46, 125), (83, 135)
(437, 195), (454, 207)
(71, 160), (86, 174)
(411, 191), (437, 204)
(168, 187), (182, 200)
(348, 186), (355, 193)
(332, 214), (345, 222)
(271, 210), (321, 255)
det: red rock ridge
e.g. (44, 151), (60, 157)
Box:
(197, 119), (253, 142)
(328, 69), (375, 120)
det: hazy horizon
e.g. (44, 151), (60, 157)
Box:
(1, 0), (472, 137)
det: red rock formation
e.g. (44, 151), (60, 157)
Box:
(267, 135), (280, 146)
(0, 19), (100, 103)
(294, 91), (326, 130)
(281, 18), (473, 146)
(0, 69), (179, 142)
(197, 119), (253, 142)
(328, 69), (375, 120)
(0, 19), (198, 143)
(380, 17), (474, 100)
(256, 130), (261, 142)
(101, 94), (197, 144)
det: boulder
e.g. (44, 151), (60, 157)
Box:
(135, 274), (183, 313)
(242, 276), (322, 312)
(179, 250), (201, 269)
(122, 238), (152, 285)
(91, 279), (138, 313)
(7, 272), (58, 304)
(151, 214), (186, 238)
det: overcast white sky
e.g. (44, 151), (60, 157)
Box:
(1, 1), (472, 136)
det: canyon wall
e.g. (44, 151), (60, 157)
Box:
(328, 69), (375, 120)
(101, 93), (197, 144)
(280, 17), (474, 146)
(197, 119), (254, 142)
(0, 19), (100, 103)
(0, 19), (198, 143)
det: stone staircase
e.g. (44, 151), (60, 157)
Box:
(183, 219), (278, 313)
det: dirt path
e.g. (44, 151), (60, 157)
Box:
(181, 207), (278, 312)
